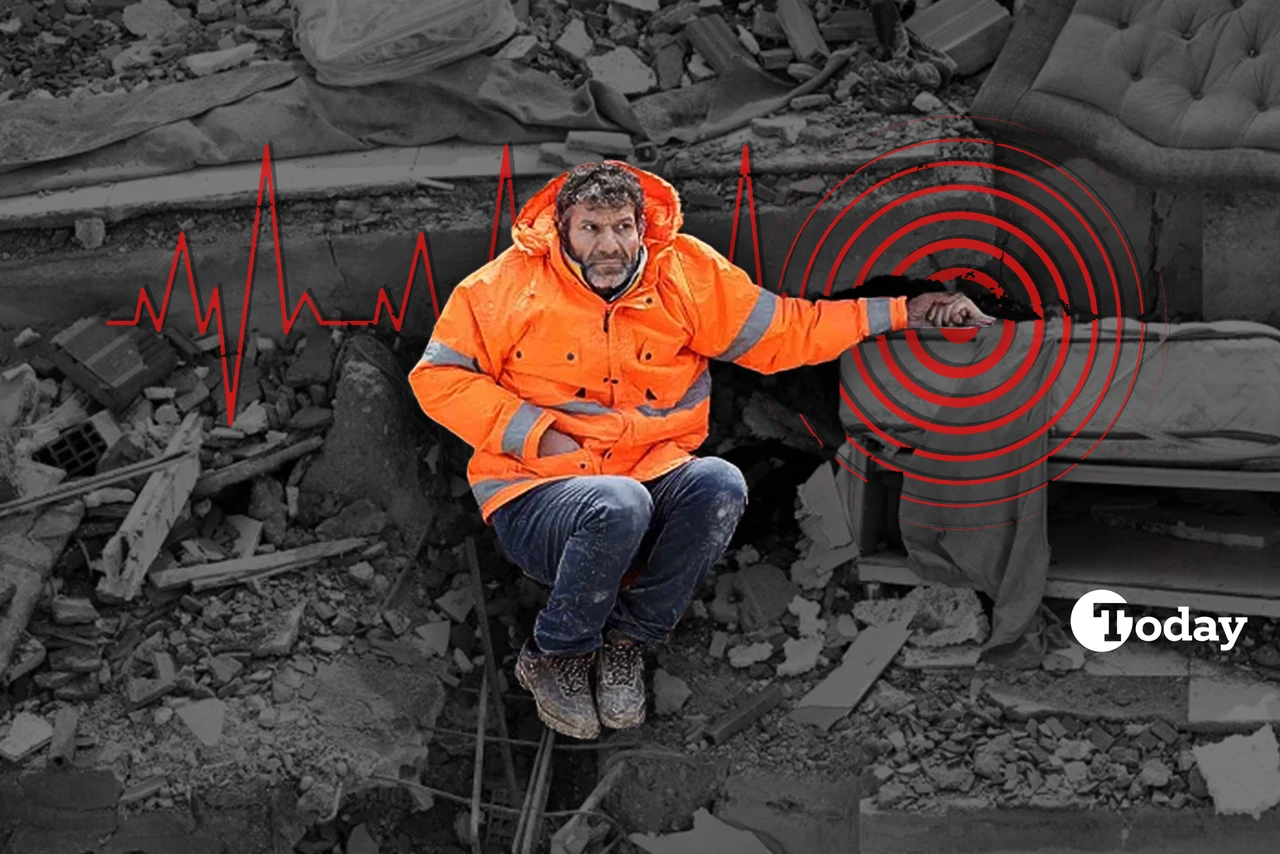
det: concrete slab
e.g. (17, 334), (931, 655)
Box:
(901, 644), (982, 670)
(1188, 661), (1280, 725)
(0, 770), (120, 854)
(1083, 644), (1191, 677)
(0, 143), (556, 231)
(983, 672), (1187, 724)
(861, 801), (1280, 853)
(1193, 726), (1280, 820)
(715, 771), (859, 854)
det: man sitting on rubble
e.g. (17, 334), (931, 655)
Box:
(409, 161), (991, 740)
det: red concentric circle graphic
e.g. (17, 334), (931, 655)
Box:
(760, 123), (1163, 517)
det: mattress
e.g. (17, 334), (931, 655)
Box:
(1053, 319), (1280, 466)
(839, 318), (1280, 468)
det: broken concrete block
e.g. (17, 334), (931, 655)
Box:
(285, 336), (334, 388)
(1192, 726), (1280, 819)
(495, 33), (541, 62)
(835, 614), (859, 641)
(565, 130), (635, 156)
(786, 62), (819, 82)
(912, 91), (945, 113)
(347, 561), (375, 586)
(587, 46), (657, 94)
(436, 587), (476, 623)
(777, 635), (823, 677)
(790, 93), (832, 110)
(256, 603), (305, 657)
(758, 46), (794, 70)
(0, 712), (53, 762)
(854, 584), (989, 648)
(555, 18), (594, 61)
(709, 631), (729, 659)
(1042, 643), (1086, 673)
(747, 115), (803, 145)
(789, 176), (827, 196)
(123, 0), (189, 39)
(51, 596), (100, 626)
(176, 698), (226, 747)
(685, 13), (754, 75)
(788, 595), (826, 638)
(414, 621), (451, 657)
(728, 642), (774, 668)
(75, 217), (106, 249)
(181, 42), (259, 77)
(905, 0), (1012, 77)
(654, 41), (686, 89)
(653, 669), (692, 715)
(735, 564), (798, 632)
(775, 0), (829, 65)
(126, 676), (173, 710)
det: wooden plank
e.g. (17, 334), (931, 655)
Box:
(0, 447), (192, 520)
(790, 619), (912, 731)
(150, 537), (365, 590)
(1092, 507), (1280, 549)
(96, 413), (203, 603)
(1049, 462), (1280, 492)
(706, 683), (786, 744)
(0, 143), (558, 232)
(904, 0), (1012, 76)
(858, 520), (1280, 619)
(190, 435), (323, 499)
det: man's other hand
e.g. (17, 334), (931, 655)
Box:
(537, 428), (581, 458)
(906, 292), (997, 328)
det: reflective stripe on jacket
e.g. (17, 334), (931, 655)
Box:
(408, 163), (908, 522)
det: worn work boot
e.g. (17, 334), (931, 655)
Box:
(514, 640), (601, 740)
(596, 629), (647, 730)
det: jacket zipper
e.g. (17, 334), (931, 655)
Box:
(603, 309), (613, 332)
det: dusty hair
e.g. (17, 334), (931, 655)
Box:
(555, 162), (645, 229)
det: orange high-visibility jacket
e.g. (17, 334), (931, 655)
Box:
(409, 163), (908, 522)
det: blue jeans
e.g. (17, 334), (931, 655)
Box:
(491, 457), (748, 656)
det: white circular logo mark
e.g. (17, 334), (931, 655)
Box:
(1070, 589), (1132, 653)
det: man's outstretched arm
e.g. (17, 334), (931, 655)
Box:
(673, 235), (918, 374)
(408, 284), (558, 460)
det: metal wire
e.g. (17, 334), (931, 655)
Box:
(420, 723), (642, 752)
(367, 775), (631, 839)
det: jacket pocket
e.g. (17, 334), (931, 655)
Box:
(523, 447), (596, 479)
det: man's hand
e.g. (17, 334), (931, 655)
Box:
(906, 292), (997, 328)
(537, 427), (581, 458)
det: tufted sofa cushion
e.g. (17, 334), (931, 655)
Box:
(971, 0), (1280, 190)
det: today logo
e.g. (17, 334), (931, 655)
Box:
(1069, 589), (1247, 654)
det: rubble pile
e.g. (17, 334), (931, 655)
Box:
(628, 454), (1280, 822)
(0, 322), (500, 830)
(0, 0), (294, 102)
(0, 0), (1010, 138)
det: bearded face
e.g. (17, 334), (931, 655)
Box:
(561, 202), (643, 293)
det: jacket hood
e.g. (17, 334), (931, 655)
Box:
(511, 161), (684, 258)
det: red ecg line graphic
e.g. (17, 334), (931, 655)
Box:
(108, 144), (766, 429)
